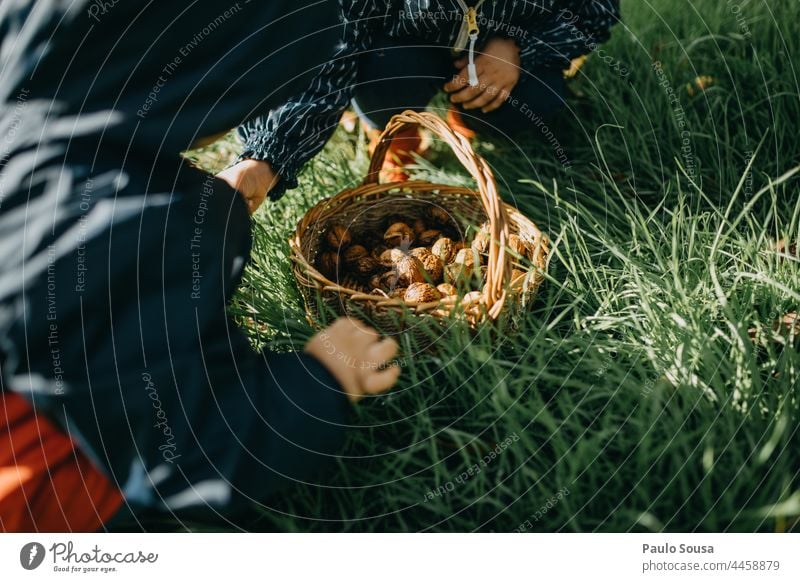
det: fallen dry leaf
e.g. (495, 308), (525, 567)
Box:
(686, 75), (715, 96)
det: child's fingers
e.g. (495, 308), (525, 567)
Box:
(444, 70), (468, 93)
(363, 364), (401, 395)
(481, 88), (510, 113)
(461, 82), (500, 110)
(450, 84), (486, 104)
(444, 64), (485, 93)
(366, 337), (398, 365)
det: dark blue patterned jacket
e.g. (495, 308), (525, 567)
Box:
(239, 0), (620, 199)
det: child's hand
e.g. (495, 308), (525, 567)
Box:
(216, 159), (279, 214)
(304, 317), (400, 403)
(444, 36), (521, 113)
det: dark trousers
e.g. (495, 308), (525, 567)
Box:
(352, 36), (566, 136)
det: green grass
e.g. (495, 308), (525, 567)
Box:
(189, 0), (800, 532)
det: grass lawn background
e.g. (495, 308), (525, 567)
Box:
(187, 0), (800, 532)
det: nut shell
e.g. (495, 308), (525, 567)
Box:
(384, 222), (414, 247)
(412, 218), (427, 237)
(404, 282), (442, 305)
(431, 237), (456, 263)
(316, 251), (340, 279)
(462, 291), (483, 305)
(418, 229), (442, 246)
(444, 261), (473, 285)
(371, 244), (389, 262)
(379, 271), (401, 291)
(326, 224), (352, 249)
(343, 244), (368, 264)
(379, 247), (407, 268)
(453, 247), (476, 268)
(395, 255), (426, 286)
(436, 283), (457, 296)
(508, 234), (528, 258)
(388, 286), (407, 299)
(410, 247), (443, 283)
(471, 228), (490, 254)
(353, 256), (380, 275)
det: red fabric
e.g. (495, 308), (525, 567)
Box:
(368, 126), (424, 182)
(446, 106), (477, 141)
(0, 391), (123, 532)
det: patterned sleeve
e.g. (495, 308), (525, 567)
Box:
(516, 0), (620, 72)
(237, 1), (387, 201)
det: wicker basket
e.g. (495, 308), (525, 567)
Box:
(289, 110), (549, 331)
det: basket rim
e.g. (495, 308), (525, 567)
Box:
(289, 180), (550, 317)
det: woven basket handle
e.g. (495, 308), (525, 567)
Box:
(364, 110), (511, 318)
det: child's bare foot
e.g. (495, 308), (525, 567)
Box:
(305, 317), (400, 403)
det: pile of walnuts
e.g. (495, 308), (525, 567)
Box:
(315, 208), (531, 306)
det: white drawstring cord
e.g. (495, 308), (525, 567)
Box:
(454, 0), (485, 87)
(467, 33), (479, 87)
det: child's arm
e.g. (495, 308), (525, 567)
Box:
(106, 316), (398, 528)
(228, 0), (389, 208)
(3, 166), (399, 529)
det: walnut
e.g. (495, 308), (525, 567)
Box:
(316, 251), (340, 279)
(412, 218), (427, 237)
(410, 247), (443, 283)
(343, 244), (368, 264)
(431, 237), (456, 263)
(368, 273), (383, 291)
(326, 224), (352, 249)
(444, 262), (472, 285)
(453, 247), (476, 268)
(404, 282), (442, 305)
(395, 255), (426, 286)
(462, 291), (483, 305)
(471, 227), (490, 254)
(461, 291), (484, 319)
(384, 222), (414, 247)
(418, 229), (442, 246)
(379, 270), (401, 291)
(389, 286), (408, 299)
(371, 244), (389, 262)
(445, 249), (479, 284)
(378, 247), (407, 268)
(352, 256), (379, 275)
(428, 206), (450, 225)
(436, 283), (457, 296)
(508, 234), (528, 258)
